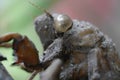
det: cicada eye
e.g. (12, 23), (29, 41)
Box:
(54, 14), (73, 33)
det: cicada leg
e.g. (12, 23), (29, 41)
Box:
(88, 48), (101, 80)
(11, 59), (23, 66)
(0, 43), (12, 48)
(0, 33), (22, 44)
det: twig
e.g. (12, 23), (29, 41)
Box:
(27, 70), (40, 80)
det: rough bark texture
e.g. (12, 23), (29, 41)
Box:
(34, 13), (120, 80)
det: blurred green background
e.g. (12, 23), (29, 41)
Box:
(0, 0), (57, 80)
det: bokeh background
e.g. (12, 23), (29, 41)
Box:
(0, 0), (56, 80)
(0, 0), (120, 80)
